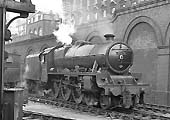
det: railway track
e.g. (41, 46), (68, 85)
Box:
(137, 103), (170, 114)
(23, 110), (75, 120)
(134, 104), (170, 119)
(26, 95), (170, 120)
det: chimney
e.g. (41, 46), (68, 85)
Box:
(104, 34), (115, 41)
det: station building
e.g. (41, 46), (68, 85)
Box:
(5, 0), (170, 106)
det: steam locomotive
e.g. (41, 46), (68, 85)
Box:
(24, 34), (149, 109)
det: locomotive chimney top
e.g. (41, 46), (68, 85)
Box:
(104, 34), (115, 41)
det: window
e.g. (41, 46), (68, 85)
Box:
(78, 17), (82, 25)
(103, 10), (106, 17)
(80, 0), (83, 9)
(32, 17), (35, 23)
(87, 0), (90, 8)
(34, 28), (37, 35)
(29, 29), (32, 34)
(30, 18), (32, 23)
(38, 14), (42, 21)
(28, 19), (31, 24)
(38, 27), (43, 36)
(112, 8), (115, 14)
(87, 14), (90, 21)
(35, 15), (38, 22)
(95, 13), (98, 20)
(94, 0), (98, 4)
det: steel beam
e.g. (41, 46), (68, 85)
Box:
(0, 0), (35, 13)
(0, 6), (6, 120)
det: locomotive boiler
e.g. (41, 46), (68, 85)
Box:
(24, 34), (149, 109)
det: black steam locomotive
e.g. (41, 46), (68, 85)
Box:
(24, 34), (148, 109)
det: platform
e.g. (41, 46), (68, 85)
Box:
(23, 101), (112, 120)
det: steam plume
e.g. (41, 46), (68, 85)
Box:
(53, 23), (76, 45)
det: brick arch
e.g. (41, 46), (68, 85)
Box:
(123, 16), (162, 104)
(165, 22), (170, 45)
(85, 31), (104, 43)
(40, 44), (49, 52)
(123, 16), (163, 46)
(26, 46), (35, 56)
(23, 46), (35, 63)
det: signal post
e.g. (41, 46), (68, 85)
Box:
(0, 0), (35, 119)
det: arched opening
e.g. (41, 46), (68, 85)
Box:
(126, 22), (158, 104)
(165, 23), (170, 45)
(27, 49), (34, 56)
(24, 47), (35, 64)
(128, 22), (157, 49)
(38, 27), (43, 36)
(29, 29), (32, 34)
(85, 31), (104, 44)
(33, 28), (37, 35)
(40, 44), (49, 52)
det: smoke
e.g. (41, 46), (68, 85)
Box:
(53, 22), (76, 45)
(71, 2), (115, 41)
(53, 1), (115, 44)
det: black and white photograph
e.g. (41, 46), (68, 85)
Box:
(1, 0), (170, 120)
